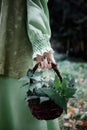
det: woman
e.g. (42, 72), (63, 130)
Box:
(0, 0), (60, 130)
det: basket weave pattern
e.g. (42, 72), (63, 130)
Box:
(28, 99), (63, 120)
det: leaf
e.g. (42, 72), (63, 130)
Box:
(40, 97), (49, 103)
(27, 69), (33, 77)
(30, 77), (40, 82)
(61, 79), (66, 89)
(27, 90), (33, 96)
(34, 71), (43, 77)
(19, 76), (29, 81)
(41, 88), (67, 111)
(62, 97), (68, 113)
(35, 88), (47, 96)
(48, 80), (54, 87)
(64, 87), (76, 98)
(22, 82), (29, 87)
(41, 88), (55, 97)
(26, 96), (38, 101)
(54, 75), (61, 89)
(29, 84), (36, 92)
(35, 83), (42, 89)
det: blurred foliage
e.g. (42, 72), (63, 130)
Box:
(48, 0), (87, 39)
(48, 0), (87, 60)
(56, 58), (87, 130)
(58, 59), (87, 100)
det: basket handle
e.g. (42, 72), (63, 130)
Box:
(33, 62), (62, 82)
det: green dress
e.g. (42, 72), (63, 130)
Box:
(0, 0), (60, 130)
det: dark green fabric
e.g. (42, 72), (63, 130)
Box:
(0, 0), (32, 78)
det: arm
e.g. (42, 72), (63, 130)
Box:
(27, 0), (56, 68)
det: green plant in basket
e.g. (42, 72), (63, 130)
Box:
(24, 63), (76, 120)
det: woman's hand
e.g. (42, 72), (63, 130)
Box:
(36, 52), (56, 69)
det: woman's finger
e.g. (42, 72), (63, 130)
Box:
(43, 52), (56, 65)
(47, 60), (52, 69)
(43, 57), (48, 68)
(36, 54), (43, 63)
(40, 61), (44, 69)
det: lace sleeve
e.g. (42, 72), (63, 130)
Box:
(27, 0), (53, 59)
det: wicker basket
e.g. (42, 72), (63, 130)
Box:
(27, 63), (63, 120)
(27, 97), (63, 120)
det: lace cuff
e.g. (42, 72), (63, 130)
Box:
(29, 32), (54, 59)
